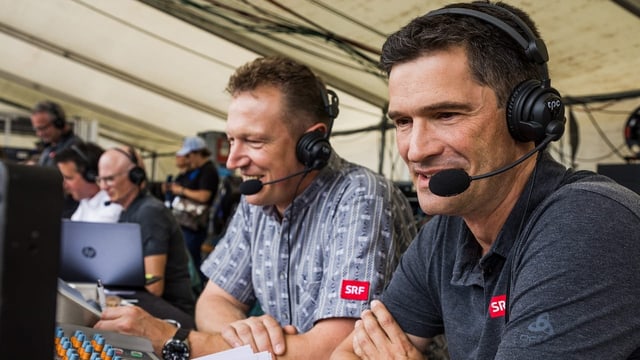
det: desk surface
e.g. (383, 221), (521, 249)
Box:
(117, 289), (196, 329)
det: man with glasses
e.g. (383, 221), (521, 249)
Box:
(31, 100), (84, 217)
(97, 146), (195, 316)
(30, 100), (82, 167)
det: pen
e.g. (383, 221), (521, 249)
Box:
(97, 279), (107, 311)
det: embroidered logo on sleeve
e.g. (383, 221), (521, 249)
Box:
(340, 280), (370, 301)
(489, 294), (507, 318)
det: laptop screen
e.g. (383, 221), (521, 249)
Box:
(59, 220), (145, 288)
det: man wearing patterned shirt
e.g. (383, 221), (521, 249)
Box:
(95, 56), (416, 359)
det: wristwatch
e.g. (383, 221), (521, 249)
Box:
(162, 327), (191, 360)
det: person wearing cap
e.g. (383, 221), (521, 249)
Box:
(170, 136), (219, 283)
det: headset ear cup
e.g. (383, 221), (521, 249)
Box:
(507, 80), (540, 142)
(70, 144), (97, 182)
(296, 130), (332, 170)
(507, 79), (565, 143)
(128, 166), (146, 186)
(83, 169), (98, 183)
(47, 102), (66, 129)
(126, 147), (146, 185)
(53, 115), (65, 129)
(624, 106), (640, 156)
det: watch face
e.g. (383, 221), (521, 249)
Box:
(162, 339), (190, 360)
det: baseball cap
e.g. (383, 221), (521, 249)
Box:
(176, 136), (207, 156)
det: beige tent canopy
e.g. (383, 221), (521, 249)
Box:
(1, 0), (639, 180)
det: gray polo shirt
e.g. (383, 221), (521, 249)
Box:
(382, 153), (640, 359)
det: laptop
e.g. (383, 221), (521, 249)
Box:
(56, 278), (101, 326)
(59, 220), (145, 288)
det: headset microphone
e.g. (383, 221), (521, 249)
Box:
(239, 168), (314, 196)
(429, 133), (557, 197)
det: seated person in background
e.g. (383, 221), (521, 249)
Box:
(95, 56), (417, 359)
(170, 136), (219, 283)
(54, 141), (122, 222)
(97, 146), (195, 316)
(332, 1), (640, 359)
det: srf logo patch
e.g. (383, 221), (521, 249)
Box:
(340, 280), (370, 301)
(489, 294), (507, 318)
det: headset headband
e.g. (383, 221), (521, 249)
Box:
(427, 6), (550, 85)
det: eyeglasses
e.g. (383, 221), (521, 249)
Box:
(95, 170), (127, 185)
(33, 122), (54, 132)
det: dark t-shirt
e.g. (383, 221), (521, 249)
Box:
(119, 192), (195, 315)
(177, 160), (219, 232)
(382, 153), (640, 359)
(181, 160), (219, 196)
(38, 131), (82, 168)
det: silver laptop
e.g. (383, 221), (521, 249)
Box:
(59, 220), (145, 288)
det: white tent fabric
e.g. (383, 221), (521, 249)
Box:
(1, 0), (639, 181)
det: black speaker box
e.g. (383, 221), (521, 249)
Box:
(0, 162), (63, 359)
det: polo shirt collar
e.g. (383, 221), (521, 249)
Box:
(451, 152), (567, 287)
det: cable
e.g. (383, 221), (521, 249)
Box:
(581, 104), (626, 160)
(284, 171), (310, 326)
(504, 152), (539, 324)
(149, 0), (385, 78)
(264, 0), (381, 54)
(308, 0), (389, 38)
(554, 143), (629, 163)
(72, 0), (239, 70)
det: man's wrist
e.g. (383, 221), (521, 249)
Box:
(161, 325), (191, 360)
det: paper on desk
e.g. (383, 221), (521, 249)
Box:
(193, 345), (272, 360)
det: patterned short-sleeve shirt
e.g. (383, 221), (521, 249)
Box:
(201, 153), (416, 332)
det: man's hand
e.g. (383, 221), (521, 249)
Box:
(352, 300), (425, 360)
(220, 314), (298, 356)
(94, 306), (177, 354)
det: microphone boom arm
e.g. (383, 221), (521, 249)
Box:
(471, 135), (554, 181)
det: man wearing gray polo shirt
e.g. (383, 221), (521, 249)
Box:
(333, 2), (640, 359)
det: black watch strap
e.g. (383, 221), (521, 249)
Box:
(173, 327), (191, 342)
(162, 327), (192, 360)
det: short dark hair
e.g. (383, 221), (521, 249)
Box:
(31, 100), (66, 128)
(54, 141), (104, 176)
(380, 1), (543, 108)
(226, 56), (331, 135)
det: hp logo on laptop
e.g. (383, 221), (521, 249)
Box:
(81, 246), (97, 258)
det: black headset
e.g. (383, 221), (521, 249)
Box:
(33, 100), (67, 129)
(624, 106), (640, 157)
(70, 143), (98, 183)
(112, 147), (147, 186)
(295, 82), (340, 170)
(427, 4), (565, 144)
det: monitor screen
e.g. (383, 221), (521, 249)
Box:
(597, 163), (640, 195)
(0, 161), (63, 359)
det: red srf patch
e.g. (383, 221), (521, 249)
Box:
(340, 280), (370, 301)
(489, 294), (507, 318)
